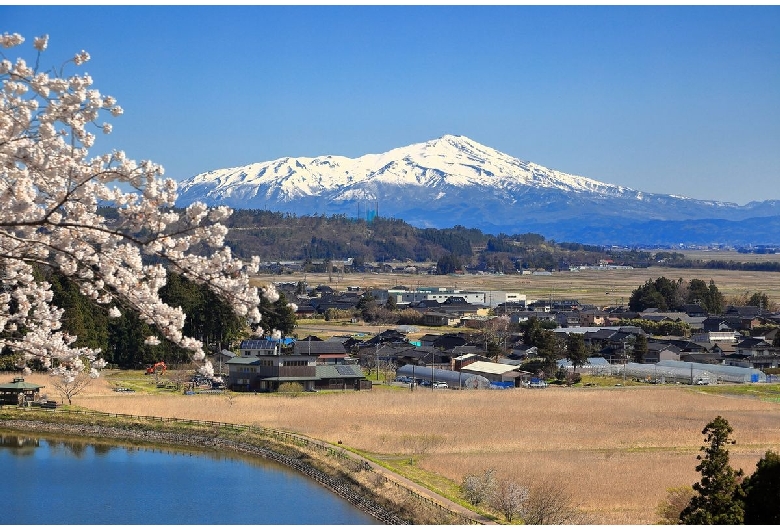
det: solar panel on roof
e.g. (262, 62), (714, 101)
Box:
(335, 365), (353, 376)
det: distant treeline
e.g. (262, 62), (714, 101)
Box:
(100, 206), (780, 272)
(657, 258), (780, 272)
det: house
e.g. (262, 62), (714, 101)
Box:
(423, 311), (462, 327)
(578, 310), (609, 327)
(239, 339), (278, 357)
(509, 311), (557, 325)
(554, 311), (581, 328)
(360, 329), (408, 346)
(293, 339), (347, 357)
(460, 360), (522, 385)
(211, 349), (236, 375)
(213, 348), (236, 364)
(417, 333), (442, 347)
(451, 353), (484, 371)
(314, 364), (369, 391)
(681, 304), (708, 317)
(710, 342), (736, 356)
(691, 330), (738, 343)
(356, 343), (416, 368)
(227, 354), (317, 392)
(227, 342), (366, 392)
(0, 377), (44, 405)
(644, 342), (682, 363)
(735, 337), (779, 358)
(397, 346), (452, 368)
(430, 333), (468, 350)
(293, 339), (351, 365)
(293, 303), (317, 318)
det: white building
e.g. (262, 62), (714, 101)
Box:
(385, 287), (525, 308)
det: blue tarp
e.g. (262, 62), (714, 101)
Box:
(489, 381), (514, 389)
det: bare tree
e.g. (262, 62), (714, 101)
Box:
(402, 433), (443, 465)
(656, 485), (694, 524)
(521, 478), (589, 525)
(488, 477), (528, 523)
(50, 373), (92, 405)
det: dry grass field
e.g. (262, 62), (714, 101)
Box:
(13, 257), (780, 524)
(258, 263), (780, 310)
(20, 371), (780, 525)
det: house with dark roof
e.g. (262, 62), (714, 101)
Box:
(681, 304), (708, 317)
(644, 341), (682, 363)
(423, 311), (462, 327)
(239, 339), (278, 357)
(417, 333), (442, 347)
(0, 378), (44, 405)
(293, 339), (347, 356)
(431, 333), (469, 350)
(314, 364), (368, 390)
(228, 338), (367, 392)
(735, 337), (778, 358)
(396, 346), (453, 368)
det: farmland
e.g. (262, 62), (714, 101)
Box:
(17, 369), (780, 525)
(17, 258), (780, 524)
(257, 263), (780, 311)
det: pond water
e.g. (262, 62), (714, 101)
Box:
(0, 431), (377, 525)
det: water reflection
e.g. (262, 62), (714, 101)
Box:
(0, 429), (377, 525)
(0, 434), (39, 456)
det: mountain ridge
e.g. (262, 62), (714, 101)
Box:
(176, 135), (780, 245)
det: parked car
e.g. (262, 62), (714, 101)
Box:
(433, 381), (448, 389)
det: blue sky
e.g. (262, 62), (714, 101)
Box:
(4, 5), (779, 204)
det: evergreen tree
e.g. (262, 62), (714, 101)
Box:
(679, 416), (745, 524)
(742, 450), (780, 524)
(257, 292), (297, 336)
(747, 292), (771, 312)
(632, 333), (648, 363)
(706, 280), (725, 315)
(436, 253), (461, 275)
(566, 333), (588, 372)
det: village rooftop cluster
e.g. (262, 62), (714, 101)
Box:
(215, 282), (778, 393)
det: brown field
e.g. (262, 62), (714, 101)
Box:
(14, 259), (780, 524)
(676, 249), (780, 263)
(22, 372), (780, 525)
(259, 264), (780, 311)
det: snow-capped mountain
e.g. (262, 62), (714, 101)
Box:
(176, 135), (780, 245)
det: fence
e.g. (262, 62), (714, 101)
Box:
(1, 406), (483, 525)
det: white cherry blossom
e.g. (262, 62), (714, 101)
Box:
(0, 35), (266, 377)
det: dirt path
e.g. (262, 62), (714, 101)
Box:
(317, 439), (497, 525)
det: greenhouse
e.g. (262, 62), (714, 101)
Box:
(656, 360), (765, 384)
(605, 361), (766, 384)
(395, 365), (491, 389)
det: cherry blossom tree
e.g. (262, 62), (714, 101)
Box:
(0, 33), (266, 382)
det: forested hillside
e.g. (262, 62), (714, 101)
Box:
(223, 210), (614, 272)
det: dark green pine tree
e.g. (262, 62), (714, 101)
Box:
(632, 333), (648, 363)
(257, 292), (297, 337)
(566, 333), (588, 372)
(679, 416), (745, 524)
(742, 450), (780, 524)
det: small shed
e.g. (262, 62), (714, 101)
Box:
(0, 378), (44, 405)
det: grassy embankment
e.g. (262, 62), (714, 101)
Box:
(14, 369), (780, 525)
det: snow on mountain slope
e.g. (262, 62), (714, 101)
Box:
(175, 134), (780, 243)
(178, 134), (638, 205)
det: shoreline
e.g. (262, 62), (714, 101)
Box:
(0, 414), (491, 525)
